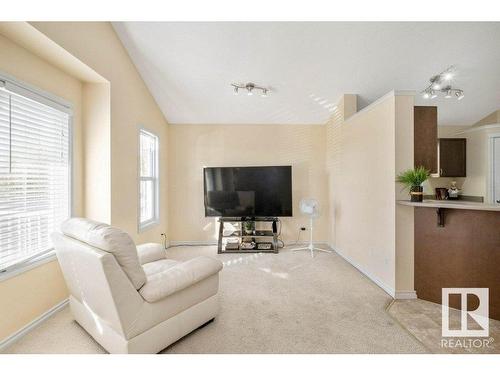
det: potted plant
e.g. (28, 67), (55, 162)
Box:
(243, 220), (255, 235)
(396, 166), (430, 202)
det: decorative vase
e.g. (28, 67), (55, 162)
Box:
(410, 186), (424, 202)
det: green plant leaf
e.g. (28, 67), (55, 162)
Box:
(396, 166), (430, 191)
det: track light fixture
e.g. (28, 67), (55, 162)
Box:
(231, 82), (270, 97)
(421, 66), (464, 101)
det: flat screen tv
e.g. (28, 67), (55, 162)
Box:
(203, 166), (292, 217)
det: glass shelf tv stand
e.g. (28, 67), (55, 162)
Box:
(217, 217), (279, 254)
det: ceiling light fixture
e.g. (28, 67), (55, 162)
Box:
(421, 66), (463, 101)
(231, 82), (270, 97)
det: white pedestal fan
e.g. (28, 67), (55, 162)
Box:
(292, 198), (332, 258)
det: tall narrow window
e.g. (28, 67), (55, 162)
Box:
(139, 128), (159, 231)
(0, 79), (71, 272)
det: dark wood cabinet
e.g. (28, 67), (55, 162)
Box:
(414, 106), (467, 177)
(439, 138), (466, 177)
(414, 106), (437, 173)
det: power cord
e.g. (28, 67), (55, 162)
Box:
(292, 229), (302, 246)
(276, 218), (286, 248)
(160, 233), (167, 250)
(161, 233), (213, 250)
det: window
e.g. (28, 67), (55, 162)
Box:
(0, 78), (72, 272)
(139, 128), (159, 230)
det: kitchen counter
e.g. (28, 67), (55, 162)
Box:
(397, 199), (500, 212)
(402, 201), (500, 321)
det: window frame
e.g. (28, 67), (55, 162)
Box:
(138, 127), (160, 232)
(0, 71), (73, 279)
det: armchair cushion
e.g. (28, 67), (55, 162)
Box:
(61, 217), (147, 289)
(137, 243), (167, 265)
(142, 259), (178, 276)
(139, 256), (223, 303)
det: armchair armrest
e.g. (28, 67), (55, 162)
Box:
(137, 243), (166, 265)
(139, 256), (223, 303)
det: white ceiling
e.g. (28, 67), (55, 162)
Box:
(113, 22), (500, 126)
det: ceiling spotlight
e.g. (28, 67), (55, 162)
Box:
(420, 67), (463, 101)
(430, 75), (442, 90)
(231, 82), (270, 98)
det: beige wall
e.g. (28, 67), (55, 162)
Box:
(394, 95), (416, 294)
(31, 22), (170, 244)
(326, 92), (415, 296)
(0, 32), (81, 341)
(167, 124), (328, 243)
(473, 110), (500, 127)
(0, 261), (68, 341)
(327, 94), (396, 293)
(325, 94), (357, 246)
(455, 125), (500, 203)
(82, 82), (111, 223)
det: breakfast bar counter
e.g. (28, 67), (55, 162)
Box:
(397, 199), (500, 211)
(397, 200), (500, 321)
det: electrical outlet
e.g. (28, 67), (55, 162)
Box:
(300, 227), (306, 231)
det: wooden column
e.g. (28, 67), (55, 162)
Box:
(414, 106), (437, 173)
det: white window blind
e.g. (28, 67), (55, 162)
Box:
(139, 129), (159, 230)
(0, 83), (71, 271)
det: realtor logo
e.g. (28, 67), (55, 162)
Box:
(442, 288), (489, 337)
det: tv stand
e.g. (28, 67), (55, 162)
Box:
(217, 217), (279, 254)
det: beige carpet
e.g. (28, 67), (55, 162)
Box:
(3, 246), (427, 354)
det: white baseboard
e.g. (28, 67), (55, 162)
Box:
(283, 241), (331, 247)
(331, 245), (396, 298)
(394, 290), (418, 299)
(168, 240), (217, 247)
(0, 298), (69, 352)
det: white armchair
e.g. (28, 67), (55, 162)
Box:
(51, 218), (223, 354)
